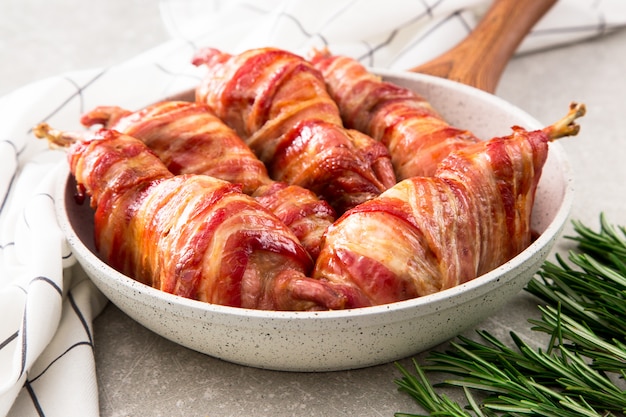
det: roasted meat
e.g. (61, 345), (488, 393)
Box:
(80, 101), (270, 194)
(34, 103), (583, 310)
(309, 49), (481, 180)
(80, 101), (336, 259)
(312, 103), (585, 308)
(35, 124), (347, 311)
(192, 47), (396, 214)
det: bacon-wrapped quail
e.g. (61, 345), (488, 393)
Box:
(192, 47), (396, 214)
(312, 103), (585, 308)
(80, 101), (336, 259)
(80, 101), (269, 194)
(35, 124), (347, 311)
(309, 49), (481, 180)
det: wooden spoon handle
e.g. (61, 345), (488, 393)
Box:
(410, 0), (557, 93)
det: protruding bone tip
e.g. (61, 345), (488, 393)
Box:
(32, 122), (51, 139)
(546, 102), (586, 140)
(570, 102), (586, 118)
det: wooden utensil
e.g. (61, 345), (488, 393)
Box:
(410, 0), (557, 93)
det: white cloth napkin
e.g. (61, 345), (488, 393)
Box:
(156, 0), (626, 68)
(1, 1), (624, 416)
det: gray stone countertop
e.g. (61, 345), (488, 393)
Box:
(2, 1), (625, 416)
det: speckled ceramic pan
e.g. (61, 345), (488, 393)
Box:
(55, 69), (573, 372)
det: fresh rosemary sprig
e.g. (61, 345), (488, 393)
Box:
(528, 214), (626, 341)
(394, 215), (626, 417)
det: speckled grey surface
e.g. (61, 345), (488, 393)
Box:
(3, 1), (626, 415)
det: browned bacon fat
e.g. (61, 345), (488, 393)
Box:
(35, 124), (347, 311)
(309, 49), (481, 180)
(192, 47), (396, 214)
(80, 101), (336, 260)
(312, 103), (585, 308)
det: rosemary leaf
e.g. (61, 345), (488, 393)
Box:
(394, 360), (472, 417)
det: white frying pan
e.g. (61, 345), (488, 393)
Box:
(55, 0), (573, 371)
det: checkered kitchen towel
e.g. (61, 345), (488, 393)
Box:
(1, 1), (624, 416)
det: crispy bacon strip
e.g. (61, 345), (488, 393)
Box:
(312, 103), (585, 308)
(81, 101), (270, 194)
(309, 49), (481, 180)
(81, 101), (335, 259)
(35, 124), (348, 311)
(192, 47), (396, 214)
